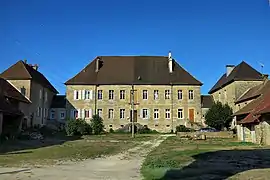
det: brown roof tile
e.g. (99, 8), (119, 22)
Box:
(209, 61), (263, 94)
(0, 60), (58, 94)
(65, 56), (202, 85)
(201, 95), (213, 108)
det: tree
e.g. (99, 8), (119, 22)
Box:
(65, 119), (92, 136)
(205, 101), (233, 130)
(91, 115), (104, 135)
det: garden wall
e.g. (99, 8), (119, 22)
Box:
(177, 131), (235, 139)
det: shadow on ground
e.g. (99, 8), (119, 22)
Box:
(159, 149), (270, 180)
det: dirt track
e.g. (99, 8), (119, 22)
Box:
(0, 135), (170, 180)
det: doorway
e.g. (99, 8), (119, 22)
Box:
(189, 109), (194, 122)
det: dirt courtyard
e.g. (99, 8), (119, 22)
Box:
(0, 135), (170, 180)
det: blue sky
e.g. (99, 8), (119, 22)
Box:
(1, 0), (270, 95)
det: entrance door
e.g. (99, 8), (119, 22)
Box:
(189, 109), (194, 122)
(130, 110), (137, 122)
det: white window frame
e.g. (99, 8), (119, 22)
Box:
(178, 90), (183, 100)
(165, 90), (171, 100)
(165, 109), (171, 119)
(74, 90), (80, 100)
(177, 109), (184, 119)
(97, 109), (102, 117)
(50, 110), (55, 119)
(189, 90), (194, 100)
(109, 90), (114, 100)
(154, 90), (159, 100)
(97, 90), (103, 100)
(120, 109), (125, 119)
(120, 90), (125, 99)
(37, 107), (41, 117)
(84, 109), (90, 119)
(108, 109), (114, 119)
(154, 109), (159, 119)
(85, 90), (91, 100)
(60, 111), (66, 120)
(142, 109), (149, 119)
(142, 90), (148, 100)
(39, 89), (42, 100)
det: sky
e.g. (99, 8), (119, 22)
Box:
(0, 0), (270, 95)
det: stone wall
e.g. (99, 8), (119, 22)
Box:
(66, 84), (202, 133)
(177, 131), (234, 138)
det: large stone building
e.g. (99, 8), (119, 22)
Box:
(0, 60), (58, 127)
(65, 54), (203, 132)
(209, 61), (265, 113)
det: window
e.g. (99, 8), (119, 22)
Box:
(178, 109), (183, 119)
(120, 109), (125, 119)
(154, 90), (159, 100)
(120, 90), (125, 99)
(45, 92), (48, 102)
(20, 87), (26, 96)
(224, 90), (227, 100)
(109, 90), (114, 100)
(165, 90), (171, 99)
(142, 109), (149, 119)
(85, 90), (91, 100)
(74, 90), (79, 100)
(178, 90), (183, 100)
(98, 90), (103, 100)
(50, 110), (55, 119)
(60, 112), (65, 119)
(154, 109), (159, 119)
(39, 89), (42, 99)
(97, 109), (102, 117)
(84, 110), (90, 118)
(165, 109), (170, 119)
(108, 109), (114, 119)
(142, 90), (148, 100)
(37, 107), (41, 117)
(74, 110), (78, 119)
(188, 90), (194, 100)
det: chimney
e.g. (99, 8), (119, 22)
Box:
(168, 51), (173, 73)
(32, 64), (39, 71)
(263, 74), (269, 84)
(23, 59), (27, 64)
(226, 65), (235, 77)
(95, 58), (100, 72)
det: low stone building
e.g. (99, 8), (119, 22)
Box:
(65, 53), (203, 132)
(0, 60), (58, 127)
(234, 79), (270, 145)
(0, 78), (31, 136)
(49, 95), (66, 123)
(201, 95), (213, 126)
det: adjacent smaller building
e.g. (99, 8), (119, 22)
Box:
(49, 95), (67, 123)
(201, 95), (213, 126)
(0, 78), (31, 136)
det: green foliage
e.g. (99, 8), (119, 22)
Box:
(65, 119), (92, 136)
(91, 115), (104, 135)
(138, 126), (160, 134)
(205, 101), (233, 130)
(176, 125), (195, 132)
(109, 128), (114, 133)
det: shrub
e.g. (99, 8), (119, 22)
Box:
(91, 115), (104, 135)
(109, 128), (114, 133)
(176, 125), (194, 132)
(65, 119), (92, 136)
(138, 126), (159, 134)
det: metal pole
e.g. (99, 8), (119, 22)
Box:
(131, 85), (135, 138)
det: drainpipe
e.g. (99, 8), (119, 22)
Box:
(171, 83), (174, 133)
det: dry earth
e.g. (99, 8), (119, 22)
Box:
(0, 135), (172, 180)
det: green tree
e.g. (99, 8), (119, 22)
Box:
(91, 115), (104, 135)
(205, 101), (233, 130)
(65, 119), (92, 136)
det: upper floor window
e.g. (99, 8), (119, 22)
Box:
(97, 109), (102, 117)
(120, 109), (125, 119)
(165, 109), (171, 119)
(37, 107), (41, 117)
(142, 90), (148, 100)
(85, 90), (91, 100)
(73, 90), (80, 100)
(154, 90), (159, 100)
(165, 90), (171, 100)
(142, 109), (149, 119)
(188, 90), (194, 100)
(20, 87), (26, 96)
(178, 90), (183, 100)
(109, 90), (114, 100)
(154, 109), (159, 119)
(108, 109), (114, 119)
(120, 90), (125, 99)
(178, 109), (183, 119)
(39, 89), (42, 99)
(97, 90), (103, 100)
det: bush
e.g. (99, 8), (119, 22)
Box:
(176, 125), (194, 132)
(91, 115), (104, 135)
(109, 128), (114, 133)
(138, 126), (159, 134)
(65, 119), (92, 136)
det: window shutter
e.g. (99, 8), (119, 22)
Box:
(77, 109), (81, 118)
(90, 90), (93, 100)
(140, 109), (143, 118)
(73, 90), (77, 100)
(82, 90), (85, 100)
(78, 90), (82, 100)
(89, 109), (92, 119)
(147, 109), (150, 119)
(82, 109), (85, 119)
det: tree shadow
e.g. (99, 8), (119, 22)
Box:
(159, 149), (270, 180)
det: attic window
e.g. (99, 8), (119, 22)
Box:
(20, 87), (26, 96)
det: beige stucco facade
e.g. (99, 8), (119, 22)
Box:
(7, 80), (56, 127)
(66, 84), (202, 132)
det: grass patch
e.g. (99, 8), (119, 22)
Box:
(141, 136), (260, 180)
(0, 134), (157, 167)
